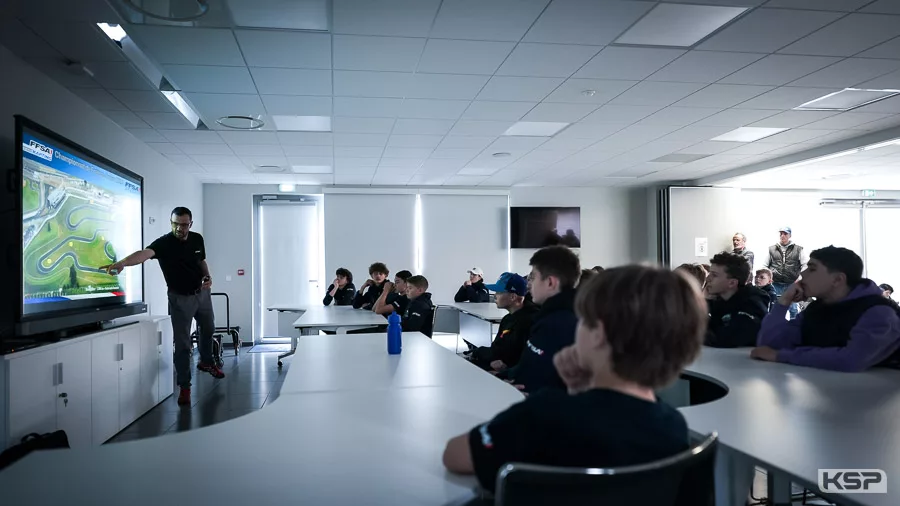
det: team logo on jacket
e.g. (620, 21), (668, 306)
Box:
(526, 340), (544, 355)
(498, 329), (510, 340)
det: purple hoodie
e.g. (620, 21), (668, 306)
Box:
(757, 280), (900, 372)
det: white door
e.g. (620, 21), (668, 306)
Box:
(157, 318), (174, 402)
(7, 348), (58, 445)
(91, 332), (120, 445)
(56, 340), (92, 448)
(259, 202), (320, 340)
(864, 207), (900, 292)
(118, 326), (142, 431)
(138, 323), (159, 416)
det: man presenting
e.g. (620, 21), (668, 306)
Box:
(102, 206), (223, 406)
(765, 227), (807, 320)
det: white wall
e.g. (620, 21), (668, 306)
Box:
(0, 45), (203, 317)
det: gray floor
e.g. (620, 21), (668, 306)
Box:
(106, 346), (289, 444)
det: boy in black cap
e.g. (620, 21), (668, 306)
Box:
(466, 273), (538, 372)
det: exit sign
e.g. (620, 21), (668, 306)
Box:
(862, 190), (876, 197)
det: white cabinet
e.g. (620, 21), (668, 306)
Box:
(55, 340), (92, 448)
(7, 347), (58, 446)
(91, 332), (119, 445)
(117, 326), (142, 431)
(139, 325), (160, 414)
(156, 319), (174, 402)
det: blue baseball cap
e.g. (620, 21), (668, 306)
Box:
(485, 272), (527, 295)
(780, 226), (792, 235)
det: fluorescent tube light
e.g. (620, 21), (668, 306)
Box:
(794, 88), (900, 112)
(162, 91), (201, 128)
(503, 122), (569, 137)
(711, 127), (788, 142)
(97, 23), (128, 42)
(615, 4), (747, 47)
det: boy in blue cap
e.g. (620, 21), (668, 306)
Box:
(466, 272), (539, 372)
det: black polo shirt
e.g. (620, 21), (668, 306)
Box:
(148, 231), (206, 295)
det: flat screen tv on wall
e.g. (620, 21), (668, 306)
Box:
(510, 207), (581, 249)
(8, 116), (147, 338)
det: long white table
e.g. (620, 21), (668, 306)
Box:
(445, 302), (507, 349)
(275, 305), (388, 366)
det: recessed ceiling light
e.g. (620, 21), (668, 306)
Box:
(96, 23), (127, 42)
(503, 121), (569, 137)
(272, 115), (332, 132)
(711, 127), (788, 143)
(651, 153), (710, 163)
(278, 183), (296, 192)
(254, 165), (285, 173)
(217, 115), (265, 130)
(492, 152), (511, 158)
(581, 90), (597, 97)
(291, 165), (332, 174)
(614, 4), (747, 47)
(794, 88), (900, 112)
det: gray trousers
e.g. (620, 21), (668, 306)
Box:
(168, 290), (215, 388)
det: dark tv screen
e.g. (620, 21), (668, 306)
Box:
(510, 207), (581, 249)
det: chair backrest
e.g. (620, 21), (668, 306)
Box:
(432, 305), (460, 334)
(494, 432), (718, 506)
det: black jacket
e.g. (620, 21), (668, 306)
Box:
(352, 281), (387, 310)
(705, 285), (770, 348)
(454, 281), (490, 303)
(759, 283), (777, 312)
(323, 283), (356, 306)
(500, 289), (577, 393)
(403, 293), (434, 337)
(471, 302), (540, 370)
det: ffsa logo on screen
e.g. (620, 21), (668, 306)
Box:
(818, 469), (887, 494)
(25, 140), (53, 161)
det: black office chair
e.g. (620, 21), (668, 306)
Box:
(494, 432), (718, 506)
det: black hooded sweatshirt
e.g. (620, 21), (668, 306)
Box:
(323, 283), (356, 306)
(455, 280), (490, 303)
(705, 284), (770, 348)
(403, 293), (434, 337)
(352, 280), (387, 310)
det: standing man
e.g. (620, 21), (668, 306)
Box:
(732, 232), (754, 274)
(102, 207), (223, 406)
(765, 227), (807, 320)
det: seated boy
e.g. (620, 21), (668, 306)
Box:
(704, 253), (769, 348)
(443, 265), (707, 491)
(496, 246), (579, 393)
(374, 270), (413, 316)
(402, 275), (434, 337)
(352, 262), (390, 310)
(752, 246), (900, 371)
(454, 267), (490, 303)
(323, 267), (356, 306)
(755, 268), (777, 311)
(467, 273), (538, 372)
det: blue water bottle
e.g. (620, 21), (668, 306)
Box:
(387, 311), (402, 355)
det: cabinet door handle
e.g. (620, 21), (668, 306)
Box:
(52, 363), (58, 387)
(158, 330), (163, 346)
(58, 362), (63, 385)
(117, 343), (124, 361)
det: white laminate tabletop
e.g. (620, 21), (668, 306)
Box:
(292, 305), (387, 328)
(445, 302), (507, 322)
(682, 348), (900, 506)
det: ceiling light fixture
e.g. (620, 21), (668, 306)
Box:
(492, 152), (512, 158)
(162, 91), (201, 128)
(254, 165), (285, 173)
(291, 165), (332, 174)
(794, 88), (900, 112)
(272, 115), (332, 132)
(503, 121), (569, 137)
(122, 0), (209, 21)
(581, 90), (597, 97)
(711, 127), (788, 143)
(96, 23), (127, 43)
(278, 183), (296, 192)
(614, 3), (747, 47)
(216, 115), (265, 130)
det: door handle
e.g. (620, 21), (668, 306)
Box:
(58, 362), (63, 385)
(52, 363), (58, 386)
(117, 343), (124, 361)
(158, 330), (163, 346)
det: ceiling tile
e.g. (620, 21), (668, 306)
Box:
(553, 122), (627, 139)
(282, 145), (335, 156)
(334, 174), (374, 185)
(378, 159), (424, 170)
(333, 133), (389, 147)
(333, 146), (383, 158)
(757, 129), (837, 144)
(719, 55), (842, 86)
(333, 35), (426, 72)
(438, 136), (496, 149)
(129, 26), (244, 66)
(277, 132), (334, 146)
(136, 112), (194, 130)
(462, 101), (537, 121)
(778, 14), (900, 57)
(191, 154), (245, 166)
(648, 51), (765, 83)
(333, 0), (441, 37)
(218, 131), (280, 145)
(108, 89), (173, 113)
(416, 39), (515, 75)
(656, 125), (734, 142)
(84, 61), (155, 90)
(24, 20), (124, 62)
(855, 69), (900, 90)
(392, 119), (455, 135)
(159, 130), (225, 144)
(126, 128), (166, 142)
(524, 0), (654, 45)
(250, 68), (332, 96)
(521, 103), (599, 122)
(24, 58), (99, 88)
(407, 74), (490, 100)
(420, 159), (468, 171)
(698, 8), (843, 53)
(848, 114), (900, 130)
(0, 18), (61, 60)
(239, 154), (289, 167)
(858, 37), (900, 59)
(445, 175), (489, 186)
(544, 79), (637, 104)
(852, 96), (900, 114)
(610, 81), (706, 107)
(335, 158), (379, 169)
(163, 153), (197, 166)
(176, 143), (235, 155)
(487, 136), (549, 152)
(333, 97), (402, 118)
(226, 144), (281, 156)
(398, 99), (470, 119)
(679, 141), (741, 155)
(799, 112), (893, 130)
(71, 88), (126, 111)
(387, 134), (444, 148)
(332, 117), (396, 133)
(234, 30), (331, 69)
(381, 148), (435, 159)
(429, 148), (484, 159)
(583, 104), (661, 123)
(185, 93), (266, 123)
(164, 65), (257, 94)
(790, 58), (900, 88)
(637, 106), (722, 127)
(261, 95), (332, 116)
(747, 110), (838, 129)
(480, 76), (567, 103)
(574, 47), (685, 80)
(429, 0), (551, 41)
(676, 84), (773, 108)
(765, 0), (872, 11)
(448, 121), (514, 136)
(734, 87), (840, 110)
(496, 43), (601, 78)
(333, 71), (412, 98)
(691, 108), (778, 127)
(862, 0), (900, 14)
(103, 110), (150, 128)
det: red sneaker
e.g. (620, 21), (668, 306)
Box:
(197, 362), (225, 379)
(177, 387), (191, 405)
